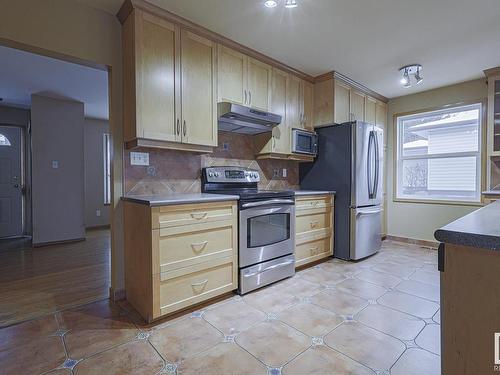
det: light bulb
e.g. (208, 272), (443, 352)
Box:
(400, 69), (411, 87)
(415, 68), (423, 84)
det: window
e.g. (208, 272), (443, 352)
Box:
(396, 103), (482, 202)
(103, 133), (111, 205)
(0, 133), (11, 146)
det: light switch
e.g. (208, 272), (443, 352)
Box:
(96, 209), (101, 217)
(282, 168), (287, 178)
(52, 160), (59, 169)
(130, 152), (149, 166)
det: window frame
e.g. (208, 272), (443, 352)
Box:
(103, 133), (111, 205)
(394, 102), (483, 205)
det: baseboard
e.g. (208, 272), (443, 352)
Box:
(33, 237), (85, 247)
(109, 287), (126, 302)
(386, 235), (439, 249)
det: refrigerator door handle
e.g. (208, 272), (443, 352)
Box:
(367, 131), (375, 199)
(373, 131), (380, 199)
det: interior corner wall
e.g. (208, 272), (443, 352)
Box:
(31, 94), (85, 245)
(386, 78), (488, 242)
(84, 118), (110, 228)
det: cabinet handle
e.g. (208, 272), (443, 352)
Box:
(309, 246), (319, 254)
(272, 137), (275, 150)
(249, 91), (252, 106)
(191, 241), (208, 252)
(244, 90), (247, 105)
(176, 119), (180, 135)
(183, 120), (187, 137)
(310, 220), (319, 228)
(190, 212), (208, 220)
(191, 279), (208, 287)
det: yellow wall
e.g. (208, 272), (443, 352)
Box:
(387, 79), (487, 242)
(0, 0), (125, 293)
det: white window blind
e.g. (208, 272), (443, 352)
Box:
(396, 103), (482, 202)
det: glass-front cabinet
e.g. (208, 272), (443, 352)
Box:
(485, 67), (500, 194)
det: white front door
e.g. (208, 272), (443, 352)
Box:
(0, 126), (23, 238)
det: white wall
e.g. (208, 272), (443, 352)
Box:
(31, 94), (85, 245)
(84, 118), (110, 228)
(387, 79), (488, 242)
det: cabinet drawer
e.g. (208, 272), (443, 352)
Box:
(156, 257), (236, 316)
(155, 224), (234, 273)
(154, 201), (235, 229)
(295, 237), (332, 267)
(296, 211), (331, 234)
(296, 195), (332, 212)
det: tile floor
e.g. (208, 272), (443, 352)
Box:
(0, 240), (441, 374)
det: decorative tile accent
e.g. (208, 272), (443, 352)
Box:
(403, 340), (419, 349)
(311, 337), (324, 346)
(424, 318), (434, 324)
(268, 367), (282, 375)
(267, 313), (279, 320)
(343, 315), (354, 321)
(301, 297), (312, 304)
(61, 358), (79, 369)
(375, 370), (390, 375)
(223, 334), (236, 343)
(369, 299), (377, 305)
(52, 329), (69, 337)
(136, 331), (150, 340)
(163, 362), (177, 374)
(191, 311), (204, 318)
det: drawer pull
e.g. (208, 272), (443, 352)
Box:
(310, 220), (319, 228)
(311, 201), (319, 206)
(190, 241), (208, 252)
(309, 246), (319, 254)
(191, 279), (209, 287)
(190, 212), (208, 220)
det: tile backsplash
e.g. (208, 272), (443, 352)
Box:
(124, 132), (300, 195)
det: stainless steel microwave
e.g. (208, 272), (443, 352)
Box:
(292, 128), (318, 156)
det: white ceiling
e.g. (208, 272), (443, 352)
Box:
(0, 45), (109, 119)
(78, 0), (500, 99)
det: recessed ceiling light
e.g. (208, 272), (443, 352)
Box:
(264, 0), (278, 7)
(285, 0), (298, 8)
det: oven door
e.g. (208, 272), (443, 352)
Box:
(239, 199), (295, 268)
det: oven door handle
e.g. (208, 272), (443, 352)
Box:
(241, 199), (295, 208)
(242, 259), (295, 277)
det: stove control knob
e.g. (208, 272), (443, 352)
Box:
(253, 173), (259, 179)
(208, 172), (214, 177)
(215, 172), (221, 177)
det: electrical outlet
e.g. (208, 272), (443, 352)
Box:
(273, 169), (280, 178)
(282, 168), (287, 178)
(96, 209), (101, 217)
(222, 142), (230, 151)
(51, 160), (59, 169)
(130, 152), (149, 166)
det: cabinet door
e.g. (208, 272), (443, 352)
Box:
(313, 78), (334, 127)
(180, 31), (217, 147)
(217, 45), (247, 105)
(271, 69), (290, 154)
(350, 90), (365, 122)
(302, 80), (314, 130)
(287, 75), (302, 129)
(247, 58), (272, 111)
(334, 80), (351, 124)
(365, 96), (376, 125)
(375, 101), (387, 235)
(375, 101), (387, 129)
(136, 11), (179, 141)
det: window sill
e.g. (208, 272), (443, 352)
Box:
(393, 197), (483, 207)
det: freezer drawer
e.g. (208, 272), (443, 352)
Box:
(239, 254), (295, 294)
(350, 206), (381, 260)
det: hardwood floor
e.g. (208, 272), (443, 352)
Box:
(0, 229), (110, 327)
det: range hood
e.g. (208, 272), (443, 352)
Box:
(218, 102), (281, 135)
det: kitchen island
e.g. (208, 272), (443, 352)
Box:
(434, 201), (500, 375)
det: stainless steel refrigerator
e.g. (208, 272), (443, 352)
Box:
(299, 121), (383, 260)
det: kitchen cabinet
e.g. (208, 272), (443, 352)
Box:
(334, 80), (351, 124)
(122, 9), (217, 152)
(313, 78), (334, 127)
(287, 74), (303, 130)
(365, 96), (377, 125)
(218, 45), (272, 111)
(295, 194), (334, 268)
(124, 200), (238, 322)
(375, 101), (388, 236)
(302, 80), (314, 130)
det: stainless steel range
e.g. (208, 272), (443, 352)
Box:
(202, 166), (295, 294)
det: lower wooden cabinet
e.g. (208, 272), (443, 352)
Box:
(124, 200), (238, 322)
(295, 194), (334, 268)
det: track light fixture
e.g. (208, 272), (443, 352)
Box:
(264, 0), (298, 9)
(264, 0), (278, 7)
(399, 64), (423, 88)
(285, 0), (298, 8)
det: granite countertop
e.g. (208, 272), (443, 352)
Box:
(121, 193), (240, 206)
(434, 200), (500, 250)
(294, 190), (336, 196)
(482, 190), (500, 196)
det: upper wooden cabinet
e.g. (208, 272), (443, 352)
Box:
(334, 80), (351, 124)
(313, 78), (334, 126)
(302, 80), (314, 130)
(287, 74), (302, 130)
(365, 96), (377, 125)
(122, 9), (217, 151)
(350, 90), (366, 122)
(218, 46), (272, 111)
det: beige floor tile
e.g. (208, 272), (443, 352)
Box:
(391, 348), (440, 375)
(73, 340), (163, 375)
(243, 287), (300, 313)
(325, 322), (405, 371)
(46, 369), (72, 375)
(320, 261), (363, 275)
(310, 289), (368, 316)
(203, 299), (266, 334)
(236, 320), (310, 367)
(282, 345), (374, 375)
(371, 262), (418, 278)
(149, 317), (223, 363)
(416, 324), (440, 355)
(409, 268), (440, 285)
(334, 279), (388, 300)
(356, 305), (425, 340)
(396, 280), (440, 302)
(279, 303), (343, 337)
(0, 335), (65, 374)
(354, 269), (402, 289)
(58, 300), (139, 359)
(0, 314), (59, 351)
(432, 309), (441, 324)
(299, 266), (347, 285)
(378, 291), (439, 319)
(275, 277), (325, 299)
(177, 342), (267, 375)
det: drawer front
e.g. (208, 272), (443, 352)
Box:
(295, 237), (332, 267)
(156, 257), (236, 316)
(154, 201), (236, 229)
(296, 211), (331, 234)
(296, 195), (332, 212)
(156, 224), (234, 273)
